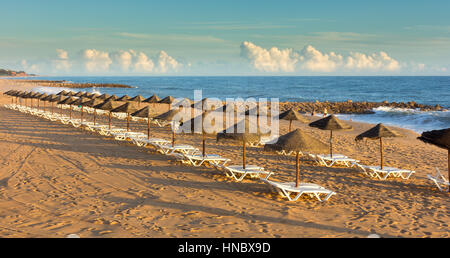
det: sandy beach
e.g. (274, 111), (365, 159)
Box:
(0, 79), (448, 238)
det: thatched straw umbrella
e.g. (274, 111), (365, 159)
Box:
(90, 93), (101, 99)
(57, 90), (69, 96)
(93, 100), (124, 130)
(279, 109), (309, 131)
(50, 95), (69, 114)
(153, 109), (184, 147)
(159, 96), (174, 104)
(22, 92), (33, 107)
(74, 91), (84, 97)
(217, 118), (271, 169)
(37, 93), (48, 111)
(143, 94), (161, 109)
(58, 96), (77, 119)
(309, 115), (353, 158)
(105, 94), (119, 102)
(82, 98), (104, 125)
(64, 91), (75, 97)
(4, 90), (17, 104)
(129, 95), (145, 107)
(181, 110), (225, 157)
(69, 97), (91, 124)
(110, 101), (140, 132)
(355, 123), (401, 170)
(131, 106), (155, 139)
(17, 91), (29, 106)
(418, 128), (450, 181)
(42, 94), (56, 113)
(191, 98), (222, 111)
(117, 94), (131, 101)
(12, 91), (23, 105)
(31, 92), (43, 108)
(97, 93), (111, 100)
(265, 129), (328, 187)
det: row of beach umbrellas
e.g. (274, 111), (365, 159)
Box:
(3, 89), (449, 188)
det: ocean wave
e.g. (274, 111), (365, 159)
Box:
(337, 106), (450, 133)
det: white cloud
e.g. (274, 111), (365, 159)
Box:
(299, 45), (343, 72)
(240, 41), (402, 73)
(155, 51), (181, 73)
(82, 49), (112, 73)
(53, 49), (71, 72)
(134, 52), (155, 72)
(240, 41), (299, 72)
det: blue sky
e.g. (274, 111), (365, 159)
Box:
(1, 0), (449, 75)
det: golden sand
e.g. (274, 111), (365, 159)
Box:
(0, 79), (448, 238)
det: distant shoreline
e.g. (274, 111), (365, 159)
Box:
(6, 79), (133, 89)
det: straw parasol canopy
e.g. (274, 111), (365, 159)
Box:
(265, 129), (328, 187)
(309, 114), (353, 158)
(154, 108), (185, 146)
(39, 93), (48, 100)
(143, 94), (161, 103)
(93, 100), (124, 130)
(418, 128), (450, 181)
(131, 106), (156, 139)
(57, 96), (77, 105)
(57, 90), (69, 96)
(117, 94), (131, 101)
(355, 123), (401, 170)
(83, 98), (106, 125)
(217, 118), (271, 169)
(279, 109), (310, 131)
(159, 96), (175, 104)
(97, 93), (111, 100)
(110, 102), (140, 131)
(130, 95), (145, 102)
(69, 97), (91, 123)
(105, 95), (119, 101)
(181, 110), (225, 156)
(74, 91), (84, 97)
(58, 96), (78, 119)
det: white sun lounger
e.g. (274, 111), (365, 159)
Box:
(177, 153), (231, 167)
(427, 168), (449, 192)
(155, 144), (199, 156)
(261, 179), (336, 202)
(351, 162), (415, 180)
(110, 131), (147, 141)
(129, 137), (171, 147)
(310, 154), (359, 167)
(223, 165), (273, 181)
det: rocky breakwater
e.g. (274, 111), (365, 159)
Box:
(16, 79), (133, 88)
(280, 100), (446, 114)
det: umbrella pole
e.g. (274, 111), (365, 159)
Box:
(70, 105), (72, 120)
(202, 132), (206, 157)
(109, 111), (111, 130)
(93, 109), (97, 126)
(147, 115), (150, 140)
(243, 140), (246, 169)
(172, 128), (175, 147)
(289, 120), (292, 131)
(127, 113), (130, 132)
(81, 106), (84, 124)
(380, 137), (383, 170)
(330, 130), (333, 158)
(296, 151), (300, 188)
(51, 102), (54, 115)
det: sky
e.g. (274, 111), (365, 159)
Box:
(0, 0), (449, 75)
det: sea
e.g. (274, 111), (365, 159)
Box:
(22, 76), (450, 133)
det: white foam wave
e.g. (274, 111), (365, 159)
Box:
(336, 106), (450, 133)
